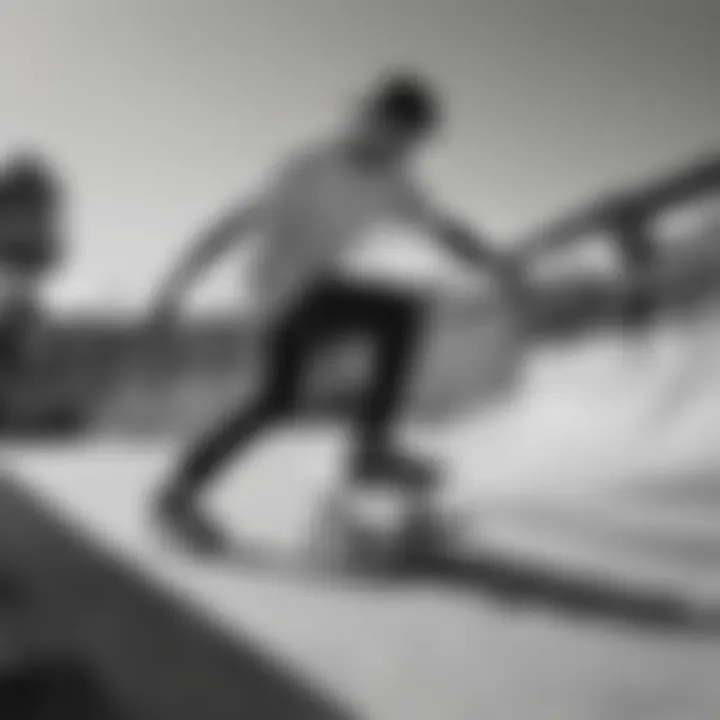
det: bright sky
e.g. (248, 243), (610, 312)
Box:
(0, 0), (718, 313)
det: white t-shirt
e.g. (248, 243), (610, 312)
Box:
(250, 142), (438, 320)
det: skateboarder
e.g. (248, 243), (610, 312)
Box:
(151, 72), (528, 552)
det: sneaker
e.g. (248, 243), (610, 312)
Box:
(310, 485), (413, 574)
(156, 491), (227, 555)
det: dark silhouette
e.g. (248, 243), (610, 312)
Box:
(522, 152), (720, 328)
(0, 151), (65, 430)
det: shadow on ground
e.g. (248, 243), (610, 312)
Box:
(411, 549), (720, 633)
(219, 525), (720, 636)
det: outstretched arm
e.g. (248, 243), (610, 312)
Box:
(399, 180), (525, 296)
(433, 216), (523, 289)
(153, 199), (264, 312)
(406, 202), (526, 299)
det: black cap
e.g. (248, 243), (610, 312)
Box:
(368, 72), (441, 133)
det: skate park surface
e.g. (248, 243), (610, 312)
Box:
(3, 322), (720, 720)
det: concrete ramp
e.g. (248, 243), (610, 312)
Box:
(4, 431), (720, 720)
(0, 465), (352, 720)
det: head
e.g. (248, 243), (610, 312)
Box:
(351, 72), (441, 165)
(0, 151), (61, 262)
(3, 152), (58, 205)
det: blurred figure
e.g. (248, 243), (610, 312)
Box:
(519, 192), (659, 332)
(0, 576), (124, 719)
(595, 194), (658, 329)
(0, 152), (63, 427)
(152, 71), (527, 554)
(520, 153), (720, 332)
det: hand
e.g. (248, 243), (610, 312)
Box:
(145, 291), (182, 385)
(498, 253), (531, 305)
(149, 284), (182, 327)
(500, 256), (538, 338)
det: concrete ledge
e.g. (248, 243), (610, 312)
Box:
(0, 477), (353, 720)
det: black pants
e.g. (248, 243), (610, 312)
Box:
(177, 280), (425, 488)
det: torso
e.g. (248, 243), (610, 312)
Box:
(253, 142), (419, 320)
